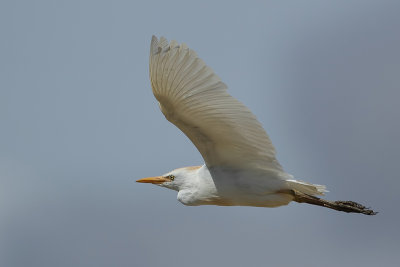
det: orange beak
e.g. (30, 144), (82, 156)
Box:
(136, 176), (171, 184)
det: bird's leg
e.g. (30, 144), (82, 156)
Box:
(290, 190), (377, 215)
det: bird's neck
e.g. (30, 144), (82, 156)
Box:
(177, 165), (222, 206)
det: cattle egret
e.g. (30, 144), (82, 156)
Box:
(137, 36), (376, 215)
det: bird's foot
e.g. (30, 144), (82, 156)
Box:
(331, 200), (377, 215)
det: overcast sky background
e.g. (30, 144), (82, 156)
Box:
(1, 1), (400, 266)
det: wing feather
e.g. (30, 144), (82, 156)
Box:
(149, 36), (283, 172)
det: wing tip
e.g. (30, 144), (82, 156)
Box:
(150, 35), (173, 55)
(151, 35), (188, 56)
(150, 35), (159, 55)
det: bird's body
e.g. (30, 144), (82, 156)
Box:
(137, 36), (376, 215)
(165, 165), (294, 207)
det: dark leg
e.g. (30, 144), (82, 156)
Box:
(291, 190), (377, 215)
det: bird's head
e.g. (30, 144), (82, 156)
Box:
(136, 166), (201, 191)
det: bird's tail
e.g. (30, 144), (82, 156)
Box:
(286, 179), (327, 196)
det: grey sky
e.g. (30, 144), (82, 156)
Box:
(1, 1), (400, 266)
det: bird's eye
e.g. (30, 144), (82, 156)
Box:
(168, 175), (175, 181)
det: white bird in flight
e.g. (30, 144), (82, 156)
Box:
(137, 36), (376, 215)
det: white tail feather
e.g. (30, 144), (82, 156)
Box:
(286, 179), (327, 196)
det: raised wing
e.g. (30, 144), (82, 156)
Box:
(149, 36), (283, 172)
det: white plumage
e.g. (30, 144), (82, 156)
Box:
(137, 36), (375, 215)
